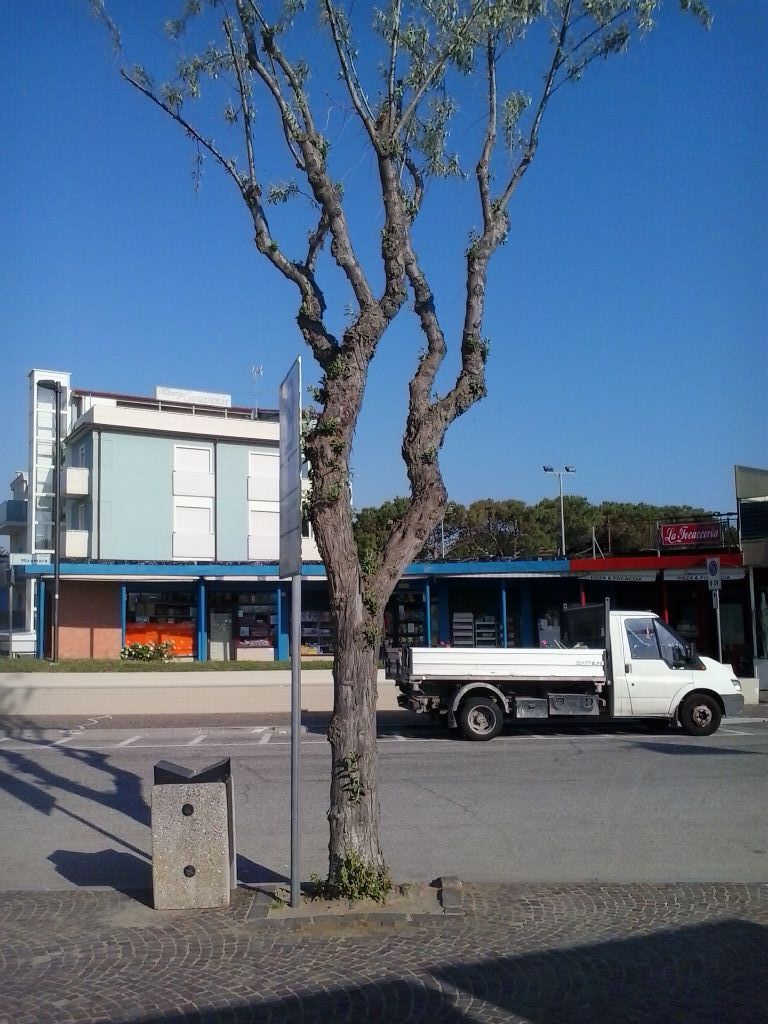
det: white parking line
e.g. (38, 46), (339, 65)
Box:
(50, 735), (74, 746)
(187, 734), (207, 746)
(116, 735), (143, 747)
(258, 733), (271, 745)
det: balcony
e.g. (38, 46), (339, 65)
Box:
(0, 499), (27, 534)
(63, 530), (89, 558)
(63, 467), (90, 497)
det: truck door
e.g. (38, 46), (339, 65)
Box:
(621, 616), (694, 716)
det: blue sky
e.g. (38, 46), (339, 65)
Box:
(1, 0), (765, 520)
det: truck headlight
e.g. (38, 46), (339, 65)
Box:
(731, 678), (741, 690)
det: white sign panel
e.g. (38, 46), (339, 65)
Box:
(279, 358), (302, 578)
(664, 566), (741, 584)
(10, 553), (52, 566)
(579, 571), (658, 583)
(155, 386), (232, 408)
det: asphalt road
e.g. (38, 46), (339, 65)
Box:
(0, 714), (766, 891)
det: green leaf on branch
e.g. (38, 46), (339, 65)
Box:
(267, 180), (300, 204)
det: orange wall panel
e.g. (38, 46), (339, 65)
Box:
(58, 582), (122, 660)
(125, 622), (196, 658)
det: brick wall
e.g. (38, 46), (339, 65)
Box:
(59, 581), (122, 660)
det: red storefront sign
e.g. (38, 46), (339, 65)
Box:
(659, 522), (721, 547)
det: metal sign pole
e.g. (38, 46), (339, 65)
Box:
(290, 573), (302, 908)
(279, 357), (303, 910)
(713, 590), (723, 663)
(707, 558), (722, 663)
(52, 382), (62, 663)
(8, 567), (13, 659)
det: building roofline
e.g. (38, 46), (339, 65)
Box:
(72, 387), (278, 419)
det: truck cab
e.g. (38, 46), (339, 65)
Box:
(607, 610), (743, 732)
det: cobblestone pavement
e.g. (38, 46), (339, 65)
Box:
(0, 883), (766, 1024)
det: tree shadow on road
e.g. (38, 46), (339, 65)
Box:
(0, 708), (154, 890)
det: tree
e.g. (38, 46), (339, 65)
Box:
(93, 0), (711, 891)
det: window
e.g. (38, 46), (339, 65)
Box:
(174, 445), (212, 473)
(625, 617), (660, 660)
(175, 504), (212, 534)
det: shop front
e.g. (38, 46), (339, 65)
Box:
(126, 588), (197, 657)
(572, 554), (749, 674)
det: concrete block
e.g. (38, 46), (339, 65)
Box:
(437, 875), (464, 915)
(738, 677), (759, 706)
(152, 782), (230, 910)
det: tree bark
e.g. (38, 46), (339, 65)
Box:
(313, 482), (387, 878)
(327, 621), (384, 875)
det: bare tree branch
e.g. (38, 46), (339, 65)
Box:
(122, 69), (244, 192)
(394, 0), (487, 141)
(223, 17), (256, 185)
(499, 0), (573, 210)
(235, 4), (377, 315)
(477, 35), (498, 230)
(323, 1), (378, 141)
(305, 208), (330, 273)
(387, 0), (403, 127)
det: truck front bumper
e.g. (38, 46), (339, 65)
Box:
(722, 694), (745, 718)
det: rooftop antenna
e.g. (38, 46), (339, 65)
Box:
(250, 364), (263, 419)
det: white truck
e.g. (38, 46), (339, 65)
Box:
(391, 603), (744, 740)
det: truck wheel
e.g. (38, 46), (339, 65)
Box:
(458, 695), (503, 741)
(678, 693), (722, 737)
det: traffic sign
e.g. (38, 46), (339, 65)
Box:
(706, 557), (721, 591)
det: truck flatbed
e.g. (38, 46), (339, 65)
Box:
(403, 646), (606, 684)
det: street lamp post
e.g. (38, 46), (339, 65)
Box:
(37, 380), (63, 662)
(543, 465), (575, 557)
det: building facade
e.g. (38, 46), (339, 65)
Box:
(1, 369), (760, 675)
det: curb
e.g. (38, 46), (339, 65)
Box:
(239, 877), (465, 932)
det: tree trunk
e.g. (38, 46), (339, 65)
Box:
(309, 411), (387, 881)
(327, 625), (384, 876)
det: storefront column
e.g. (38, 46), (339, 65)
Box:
(196, 580), (207, 661)
(660, 576), (669, 624)
(277, 585), (290, 661)
(36, 578), (46, 659)
(424, 580), (432, 646)
(500, 582), (508, 647)
(120, 585), (127, 649)
(519, 580), (534, 647)
(437, 583), (450, 644)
